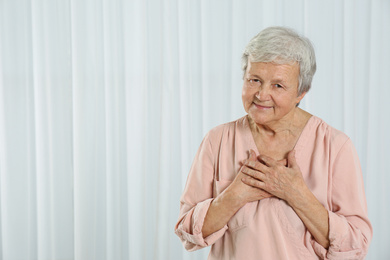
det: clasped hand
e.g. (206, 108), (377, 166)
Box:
(229, 149), (306, 205)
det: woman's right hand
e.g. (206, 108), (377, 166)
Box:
(224, 150), (273, 207)
(202, 150), (272, 238)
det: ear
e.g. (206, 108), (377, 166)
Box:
(295, 91), (307, 104)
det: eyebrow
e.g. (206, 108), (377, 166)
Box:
(247, 73), (287, 84)
(246, 73), (261, 79)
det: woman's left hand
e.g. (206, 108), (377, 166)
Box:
(242, 149), (330, 248)
(241, 149), (307, 203)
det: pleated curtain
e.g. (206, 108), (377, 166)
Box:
(0, 0), (389, 259)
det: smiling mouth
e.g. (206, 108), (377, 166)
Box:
(253, 103), (272, 109)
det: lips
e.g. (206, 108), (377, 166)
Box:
(253, 103), (272, 109)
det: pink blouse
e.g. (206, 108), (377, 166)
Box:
(175, 115), (372, 259)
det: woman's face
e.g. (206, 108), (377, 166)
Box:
(242, 61), (306, 126)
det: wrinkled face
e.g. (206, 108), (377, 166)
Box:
(242, 61), (306, 126)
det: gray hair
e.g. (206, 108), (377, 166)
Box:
(241, 26), (316, 95)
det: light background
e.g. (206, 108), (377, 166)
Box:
(0, 0), (389, 259)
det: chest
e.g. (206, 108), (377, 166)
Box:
(252, 134), (299, 161)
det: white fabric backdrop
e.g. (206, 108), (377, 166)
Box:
(0, 0), (389, 259)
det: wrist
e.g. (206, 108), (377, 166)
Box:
(288, 186), (317, 211)
(219, 188), (247, 211)
(286, 183), (312, 210)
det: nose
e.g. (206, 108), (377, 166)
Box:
(255, 84), (271, 101)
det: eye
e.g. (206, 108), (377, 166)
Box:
(274, 84), (283, 88)
(247, 78), (260, 87)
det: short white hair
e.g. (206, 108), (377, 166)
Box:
(242, 26), (316, 95)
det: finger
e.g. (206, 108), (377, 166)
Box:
(241, 176), (266, 190)
(241, 165), (265, 181)
(242, 149), (257, 165)
(258, 154), (277, 167)
(244, 158), (269, 173)
(277, 158), (287, 166)
(287, 150), (298, 169)
(249, 149), (257, 161)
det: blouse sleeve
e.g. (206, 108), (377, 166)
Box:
(312, 139), (373, 259)
(174, 131), (228, 251)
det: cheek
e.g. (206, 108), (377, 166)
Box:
(274, 95), (296, 111)
(242, 87), (255, 112)
(241, 88), (251, 105)
(242, 85), (254, 98)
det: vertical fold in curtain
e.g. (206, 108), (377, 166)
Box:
(101, 0), (128, 259)
(31, 0), (74, 258)
(0, 1), (34, 258)
(70, 0), (130, 259)
(156, 0), (184, 258)
(365, 1), (390, 259)
(0, 0), (74, 259)
(0, 3), (6, 258)
(123, 0), (146, 259)
(0, 0), (389, 259)
(71, 0), (107, 259)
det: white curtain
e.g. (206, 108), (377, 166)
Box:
(0, 0), (389, 259)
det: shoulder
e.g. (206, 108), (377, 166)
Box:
(203, 115), (247, 148)
(309, 116), (351, 150)
(302, 116), (360, 173)
(206, 115), (246, 138)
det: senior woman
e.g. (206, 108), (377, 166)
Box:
(174, 27), (372, 259)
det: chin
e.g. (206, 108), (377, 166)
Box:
(248, 113), (271, 125)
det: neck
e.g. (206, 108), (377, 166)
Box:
(248, 107), (308, 137)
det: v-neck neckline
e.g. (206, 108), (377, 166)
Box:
(243, 114), (315, 159)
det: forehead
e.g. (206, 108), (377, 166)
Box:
(247, 61), (300, 81)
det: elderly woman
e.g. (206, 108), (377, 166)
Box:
(174, 27), (372, 259)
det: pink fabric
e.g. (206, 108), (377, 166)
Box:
(175, 115), (372, 260)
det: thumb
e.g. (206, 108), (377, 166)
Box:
(287, 150), (298, 168)
(249, 149), (257, 161)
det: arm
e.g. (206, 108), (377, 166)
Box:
(201, 185), (244, 238)
(202, 150), (272, 237)
(323, 139), (372, 259)
(242, 142), (372, 259)
(287, 182), (330, 248)
(174, 133), (222, 251)
(175, 139), (271, 250)
(242, 150), (330, 248)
